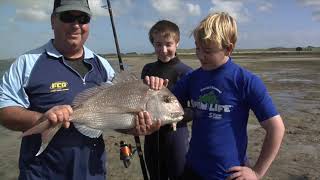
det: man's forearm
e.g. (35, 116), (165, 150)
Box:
(0, 106), (42, 132)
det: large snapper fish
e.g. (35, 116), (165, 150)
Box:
(23, 73), (184, 156)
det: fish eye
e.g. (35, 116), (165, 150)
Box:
(163, 95), (172, 103)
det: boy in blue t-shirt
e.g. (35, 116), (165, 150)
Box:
(171, 12), (285, 179)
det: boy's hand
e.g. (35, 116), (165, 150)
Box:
(144, 76), (169, 90)
(226, 166), (259, 180)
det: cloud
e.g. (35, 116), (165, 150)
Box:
(298, 0), (320, 6)
(90, 0), (108, 16)
(15, 8), (49, 22)
(4, 0), (199, 24)
(209, 0), (250, 23)
(0, 0), (52, 8)
(150, 0), (201, 24)
(297, 0), (320, 21)
(186, 3), (201, 16)
(151, 0), (180, 13)
(150, 0), (200, 16)
(258, 1), (273, 12)
(109, 0), (135, 16)
(91, 0), (134, 17)
(3, 0), (53, 22)
(311, 11), (320, 21)
(140, 20), (156, 29)
(4, 0), (134, 22)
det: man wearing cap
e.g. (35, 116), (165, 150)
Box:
(0, 0), (162, 179)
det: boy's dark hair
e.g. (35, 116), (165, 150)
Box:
(149, 20), (180, 44)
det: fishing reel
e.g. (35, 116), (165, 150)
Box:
(119, 141), (136, 168)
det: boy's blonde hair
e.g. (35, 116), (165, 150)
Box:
(149, 20), (180, 44)
(193, 12), (237, 49)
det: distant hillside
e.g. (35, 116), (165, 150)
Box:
(3, 46), (319, 61)
(180, 46), (320, 57)
(176, 46), (320, 54)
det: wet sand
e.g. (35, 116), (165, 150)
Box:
(0, 54), (319, 179)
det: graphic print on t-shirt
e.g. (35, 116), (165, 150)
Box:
(191, 85), (233, 120)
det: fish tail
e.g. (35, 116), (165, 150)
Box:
(36, 124), (62, 156)
(22, 120), (52, 137)
(21, 121), (61, 156)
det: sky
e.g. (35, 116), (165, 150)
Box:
(0, 0), (320, 59)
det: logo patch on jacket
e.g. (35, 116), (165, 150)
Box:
(50, 81), (69, 92)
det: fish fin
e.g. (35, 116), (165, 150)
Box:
(72, 83), (112, 107)
(74, 123), (103, 138)
(111, 71), (138, 84)
(22, 120), (52, 137)
(36, 124), (62, 156)
(72, 71), (138, 107)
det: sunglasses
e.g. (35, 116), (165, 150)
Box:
(58, 12), (91, 24)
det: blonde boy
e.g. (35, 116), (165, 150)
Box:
(141, 20), (192, 179)
(171, 12), (285, 179)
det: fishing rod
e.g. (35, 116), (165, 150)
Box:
(104, 1), (149, 180)
(104, 0), (124, 71)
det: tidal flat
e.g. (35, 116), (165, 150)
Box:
(0, 54), (319, 179)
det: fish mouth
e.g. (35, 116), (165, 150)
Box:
(170, 112), (184, 122)
(160, 115), (183, 126)
(175, 116), (184, 121)
(171, 111), (184, 116)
